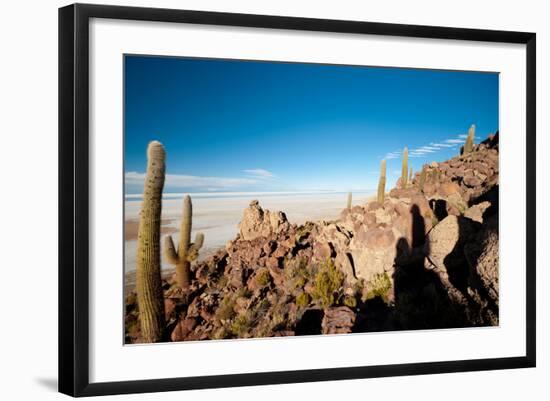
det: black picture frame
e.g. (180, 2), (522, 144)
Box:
(59, 3), (536, 397)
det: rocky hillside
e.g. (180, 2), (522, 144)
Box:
(125, 133), (500, 343)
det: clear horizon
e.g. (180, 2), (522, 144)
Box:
(124, 55), (499, 195)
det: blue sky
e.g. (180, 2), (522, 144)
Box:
(124, 55), (498, 194)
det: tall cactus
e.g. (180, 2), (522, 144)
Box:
(464, 124), (475, 154)
(409, 167), (413, 184)
(377, 159), (386, 204)
(401, 147), (409, 187)
(136, 141), (166, 343)
(418, 166), (427, 190)
(347, 192), (352, 209)
(164, 195), (204, 290)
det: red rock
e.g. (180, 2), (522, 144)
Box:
(411, 194), (432, 217)
(164, 298), (177, 320)
(272, 245), (289, 258)
(463, 175), (482, 187)
(171, 317), (198, 341)
(199, 308), (214, 321)
(438, 182), (461, 197)
(367, 201), (382, 211)
(273, 330), (295, 337)
(267, 264), (285, 287)
(263, 240), (277, 256)
(364, 228), (395, 248)
(265, 256), (281, 269)
(312, 241), (333, 260)
(321, 306), (356, 334)
(423, 182), (437, 196)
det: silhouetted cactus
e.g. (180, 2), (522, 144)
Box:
(164, 195), (204, 290)
(347, 192), (352, 209)
(401, 147), (408, 187)
(464, 124), (475, 154)
(136, 141), (166, 343)
(377, 159), (386, 204)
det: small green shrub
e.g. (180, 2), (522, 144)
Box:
(236, 287), (251, 299)
(216, 294), (236, 321)
(211, 325), (230, 340)
(216, 274), (228, 288)
(343, 295), (357, 308)
(365, 272), (392, 303)
(284, 257), (310, 291)
(296, 292), (311, 308)
(293, 276), (306, 290)
(255, 269), (271, 287)
(311, 258), (344, 309)
(269, 302), (289, 331)
(230, 311), (253, 337)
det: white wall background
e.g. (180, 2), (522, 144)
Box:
(0, 0), (547, 399)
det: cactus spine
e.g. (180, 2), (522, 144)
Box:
(464, 124), (475, 154)
(347, 192), (352, 209)
(165, 195), (204, 290)
(401, 147), (408, 187)
(377, 159), (386, 204)
(136, 141), (166, 343)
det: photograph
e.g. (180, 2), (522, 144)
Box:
(123, 55), (500, 344)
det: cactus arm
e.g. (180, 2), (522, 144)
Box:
(347, 192), (352, 209)
(194, 232), (204, 250)
(186, 233), (204, 262)
(135, 141), (166, 343)
(164, 235), (179, 265)
(178, 195), (192, 260)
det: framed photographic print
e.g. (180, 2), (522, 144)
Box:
(58, 3), (536, 397)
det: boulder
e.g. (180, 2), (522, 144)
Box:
(239, 200), (290, 241)
(374, 207), (393, 225)
(464, 201), (491, 224)
(335, 251), (357, 285)
(350, 227), (398, 281)
(445, 193), (468, 216)
(312, 241), (333, 261)
(438, 181), (461, 197)
(464, 216), (499, 306)
(321, 306), (356, 334)
(424, 215), (475, 271)
(267, 264), (285, 288)
(171, 317), (198, 341)
(463, 175), (482, 188)
(316, 223), (351, 253)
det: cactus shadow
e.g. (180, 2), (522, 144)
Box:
(295, 309), (324, 335)
(391, 206), (470, 330)
(429, 199), (448, 221)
